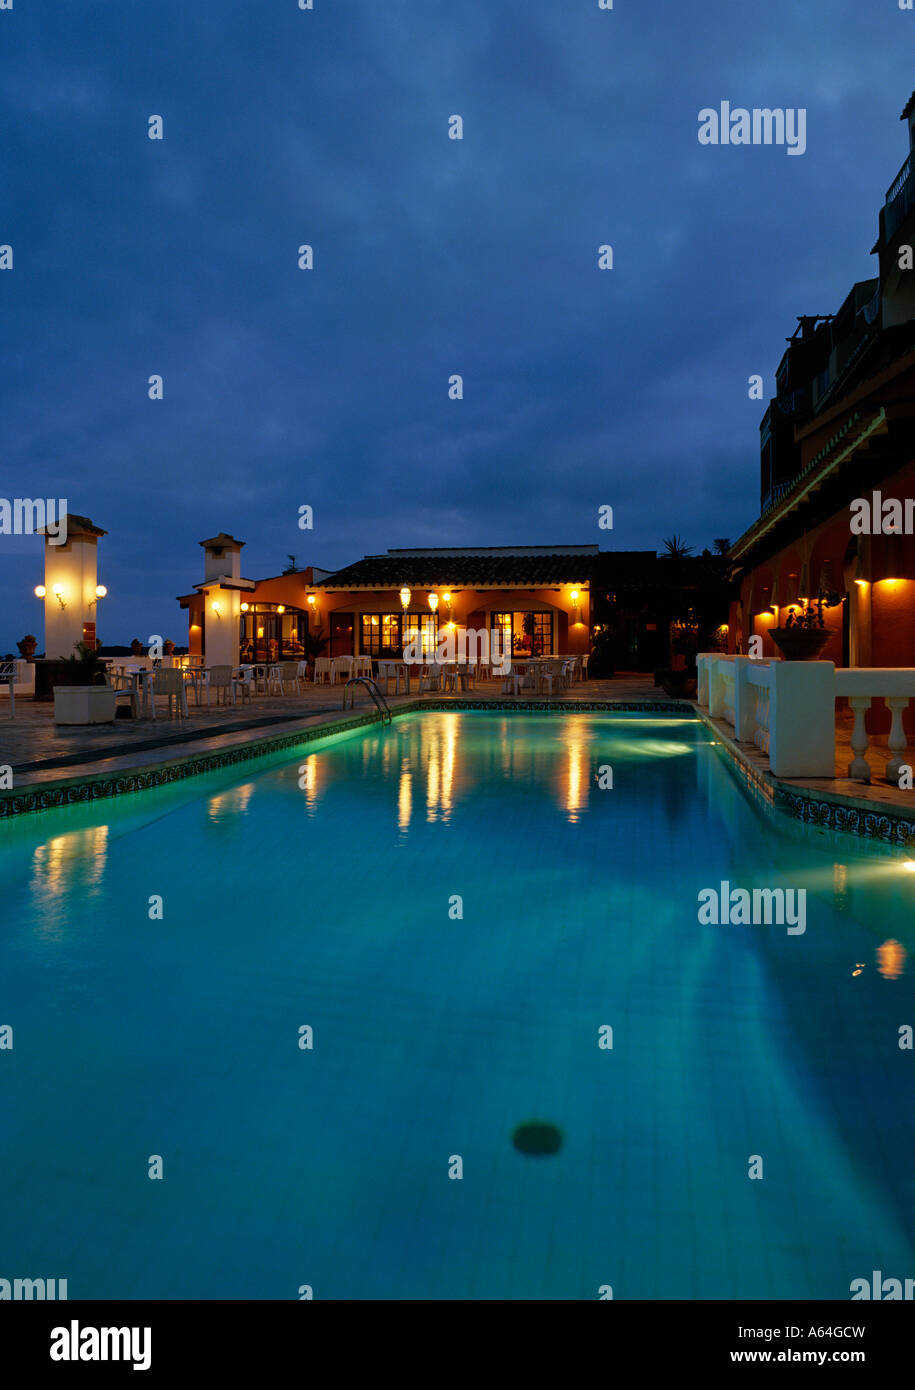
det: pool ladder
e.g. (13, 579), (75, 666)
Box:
(342, 676), (393, 724)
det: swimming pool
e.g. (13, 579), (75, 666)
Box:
(1, 710), (912, 1299)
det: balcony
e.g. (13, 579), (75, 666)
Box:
(885, 150), (914, 241)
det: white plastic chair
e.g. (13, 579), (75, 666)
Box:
(418, 663), (442, 693)
(233, 667), (255, 703)
(152, 668), (188, 718)
(352, 655), (372, 678)
(332, 655), (353, 685)
(537, 660), (564, 697)
(313, 657), (332, 685)
(206, 665), (237, 706)
(0, 661), (16, 717)
(376, 661), (394, 693)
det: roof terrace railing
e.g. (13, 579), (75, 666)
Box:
(885, 150), (914, 240)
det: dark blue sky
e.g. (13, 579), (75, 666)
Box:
(2, 0), (912, 648)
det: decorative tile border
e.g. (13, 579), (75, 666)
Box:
(0, 700), (694, 820)
(774, 790), (915, 848)
(695, 709), (915, 849)
(0, 709), (389, 820)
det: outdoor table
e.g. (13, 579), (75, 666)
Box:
(182, 666), (209, 705)
(442, 662), (474, 692)
(377, 660), (411, 694)
(113, 668), (156, 717)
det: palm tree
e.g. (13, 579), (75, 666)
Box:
(660, 535), (694, 561)
(713, 538), (730, 556)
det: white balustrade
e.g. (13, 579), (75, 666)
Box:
(833, 669), (915, 784)
(696, 653), (915, 782)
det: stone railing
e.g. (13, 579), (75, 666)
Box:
(0, 660), (35, 699)
(697, 654), (915, 783)
(834, 669), (915, 783)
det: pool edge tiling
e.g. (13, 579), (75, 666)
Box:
(3, 700), (915, 851)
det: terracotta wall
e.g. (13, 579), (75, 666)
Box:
(733, 460), (915, 733)
(311, 586), (591, 655)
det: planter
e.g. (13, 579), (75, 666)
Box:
(770, 627), (830, 661)
(660, 676), (697, 699)
(53, 685), (117, 725)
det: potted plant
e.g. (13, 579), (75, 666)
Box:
(16, 634), (37, 661)
(163, 638), (176, 656)
(588, 625), (615, 679)
(771, 600), (831, 660)
(130, 638), (145, 657)
(302, 629), (329, 681)
(53, 641), (117, 724)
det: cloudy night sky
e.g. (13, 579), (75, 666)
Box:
(1, 0), (912, 650)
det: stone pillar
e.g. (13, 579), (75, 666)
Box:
(768, 659), (836, 778)
(40, 514), (107, 659)
(197, 533), (246, 667)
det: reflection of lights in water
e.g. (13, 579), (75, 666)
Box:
(833, 862), (848, 911)
(31, 825), (110, 912)
(877, 939), (906, 979)
(424, 715), (458, 822)
(563, 726), (588, 823)
(426, 733), (441, 821)
(398, 766), (412, 831)
(903, 861), (915, 873)
(610, 739), (694, 758)
(302, 755), (319, 811)
(440, 715), (456, 819)
(207, 783), (254, 820)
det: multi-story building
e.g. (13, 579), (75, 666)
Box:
(730, 94), (915, 692)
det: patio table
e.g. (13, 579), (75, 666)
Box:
(376, 660), (412, 695)
(112, 668), (156, 718)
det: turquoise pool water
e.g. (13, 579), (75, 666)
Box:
(1, 711), (913, 1300)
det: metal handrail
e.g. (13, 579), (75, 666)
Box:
(342, 676), (392, 723)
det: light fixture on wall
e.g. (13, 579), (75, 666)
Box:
(34, 585), (46, 598)
(212, 600), (222, 616)
(400, 587), (411, 611)
(241, 602), (250, 612)
(428, 593), (439, 614)
(277, 605), (286, 614)
(52, 583), (67, 610)
(570, 588), (582, 623)
(877, 527), (905, 582)
(88, 583), (108, 611)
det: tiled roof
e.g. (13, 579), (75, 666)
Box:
(38, 513), (107, 537)
(316, 547), (656, 590)
(199, 532), (245, 549)
(317, 547), (599, 589)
